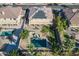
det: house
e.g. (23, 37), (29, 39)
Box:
(63, 8), (79, 28)
(69, 10), (79, 27)
(28, 6), (53, 25)
(63, 8), (75, 20)
(0, 6), (23, 32)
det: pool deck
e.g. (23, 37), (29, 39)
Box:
(19, 30), (48, 50)
(19, 24), (50, 50)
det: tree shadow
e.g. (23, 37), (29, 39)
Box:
(24, 8), (30, 24)
(51, 10), (62, 47)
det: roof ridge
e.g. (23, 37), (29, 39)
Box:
(29, 8), (39, 20)
(70, 10), (79, 20)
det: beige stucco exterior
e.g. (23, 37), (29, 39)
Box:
(0, 15), (23, 31)
(28, 6), (53, 25)
(29, 18), (53, 25)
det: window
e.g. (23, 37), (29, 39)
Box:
(14, 24), (17, 26)
(2, 24), (6, 26)
(4, 18), (6, 20)
(10, 18), (12, 20)
(13, 18), (16, 20)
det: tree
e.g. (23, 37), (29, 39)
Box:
(35, 52), (42, 56)
(28, 44), (38, 56)
(63, 33), (75, 49)
(47, 30), (62, 55)
(56, 16), (64, 32)
(56, 16), (65, 42)
(41, 25), (51, 37)
(62, 19), (68, 30)
(20, 29), (29, 39)
(53, 11), (74, 55)
(62, 33), (76, 55)
(41, 25), (50, 33)
(73, 48), (79, 55)
(8, 49), (19, 56)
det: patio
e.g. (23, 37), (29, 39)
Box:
(19, 25), (48, 49)
(26, 25), (42, 31)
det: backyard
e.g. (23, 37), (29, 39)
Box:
(19, 24), (53, 55)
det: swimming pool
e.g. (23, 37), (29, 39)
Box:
(0, 31), (13, 36)
(31, 36), (47, 47)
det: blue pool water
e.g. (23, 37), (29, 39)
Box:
(0, 31), (13, 36)
(31, 37), (46, 47)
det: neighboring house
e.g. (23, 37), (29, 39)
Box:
(0, 6), (22, 30)
(0, 6), (23, 32)
(63, 8), (75, 20)
(63, 8), (79, 27)
(70, 11), (79, 27)
(28, 6), (53, 25)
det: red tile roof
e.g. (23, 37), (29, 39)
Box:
(0, 6), (22, 18)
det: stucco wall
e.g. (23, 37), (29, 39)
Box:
(0, 15), (22, 29)
(29, 19), (53, 25)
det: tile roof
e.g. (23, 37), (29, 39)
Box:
(63, 8), (79, 26)
(28, 6), (53, 20)
(28, 7), (38, 18)
(70, 11), (79, 26)
(0, 6), (22, 18)
(63, 8), (75, 20)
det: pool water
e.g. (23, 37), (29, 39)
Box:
(31, 37), (47, 47)
(0, 31), (13, 36)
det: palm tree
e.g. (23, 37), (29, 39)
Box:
(28, 44), (37, 56)
(27, 44), (43, 56)
(8, 49), (19, 56)
(20, 29), (29, 39)
(54, 12), (75, 55)
(41, 25), (51, 37)
(74, 48), (79, 55)
(41, 25), (50, 33)
(62, 33), (76, 55)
